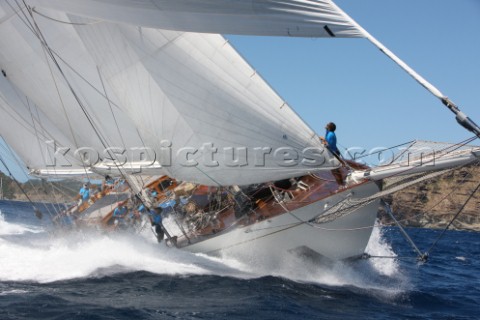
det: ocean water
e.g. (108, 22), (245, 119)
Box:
(0, 200), (478, 320)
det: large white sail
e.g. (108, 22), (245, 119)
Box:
(0, 73), (86, 173)
(0, 4), (342, 186)
(29, 0), (363, 38)
(0, 4), (157, 175)
(71, 19), (340, 185)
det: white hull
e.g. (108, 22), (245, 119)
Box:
(180, 181), (380, 262)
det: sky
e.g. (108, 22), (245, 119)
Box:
(1, 0), (479, 181)
(227, 0), (480, 154)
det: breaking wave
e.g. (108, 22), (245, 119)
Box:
(0, 211), (407, 298)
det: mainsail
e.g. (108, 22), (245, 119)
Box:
(0, 74), (84, 173)
(26, 0), (480, 139)
(0, 0), (477, 186)
(0, 3), (159, 177)
(71, 18), (341, 185)
(0, 2), (343, 186)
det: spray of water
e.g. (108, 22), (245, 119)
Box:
(0, 213), (408, 297)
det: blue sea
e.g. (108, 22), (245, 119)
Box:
(0, 200), (478, 320)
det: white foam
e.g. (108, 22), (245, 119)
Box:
(0, 289), (29, 296)
(364, 223), (399, 276)
(0, 230), (218, 283)
(0, 211), (43, 236)
(0, 216), (408, 298)
(210, 222), (409, 299)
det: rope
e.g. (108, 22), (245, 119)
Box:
(390, 161), (480, 226)
(1, 136), (59, 218)
(382, 200), (427, 261)
(426, 180), (480, 256)
(32, 7), (102, 26)
(0, 153), (42, 219)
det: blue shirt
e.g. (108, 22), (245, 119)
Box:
(79, 187), (90, 201)
(325, 131), (339, 155)
(159, 199), (176, 209)
(113, 206), (127, 217)
(149, 209), (162, 225)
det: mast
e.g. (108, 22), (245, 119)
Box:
(330, 1), (480, 139)
(0, 177), (3, 200)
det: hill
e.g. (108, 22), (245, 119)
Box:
(379, 163), (480, 231)
(0, 172), (82, 203)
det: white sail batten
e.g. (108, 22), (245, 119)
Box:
(29, 0), (363, 38)
(72, 21), (340, 185)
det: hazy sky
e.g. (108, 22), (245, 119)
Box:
(1, 0), (479, 181)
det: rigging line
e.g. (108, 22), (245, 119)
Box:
(191, 165), (264, 225)
(426, 180), (480, 256)
(1, 85), (79, 212)
(0, 95), (42, 137)
(31, 7), (102, 26)
(23, 6), (129, 184)
(31, 98), (61, 168)
(0, 151), (42, 219)
(13, 1), (90, 154)
(363, 254), (420, 262)
(26, 98), (50, 167)
(313, 160), (479, 229)
(268, 185), (290, 213)
(309, 172), (335, 182)
(7, 0), (35, 34)
(25, 97), (62, 215)
(312, 173), (446, 226)
(205, 221), (303, 255)
(366, 137), (478, 182)
(332, 0), (480, 138)
(49, 181), (78, 200)
(49, 49), (124, 111)
(266, 183), (348, 229)
(19, 7), (147, 216)
(22, 12), (80, 150)
(96, 65), (132, 173)
(36, 47), (147, 188)
(1, 79), (69, 149)
(1, 136), (57, 218)
(31, 102), (69, 215)
(427, 136), (478, 156)
(390, 140), (417, 165)
(39, 39), (93, 182)
(382, 200), (426, 261)
(344, 140), (415, 161)
(222, 35), (315, 141)
(134, 127), (148, 187)
(409, 161), (479, 220)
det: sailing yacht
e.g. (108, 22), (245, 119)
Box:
(0, 1), (478, 262)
